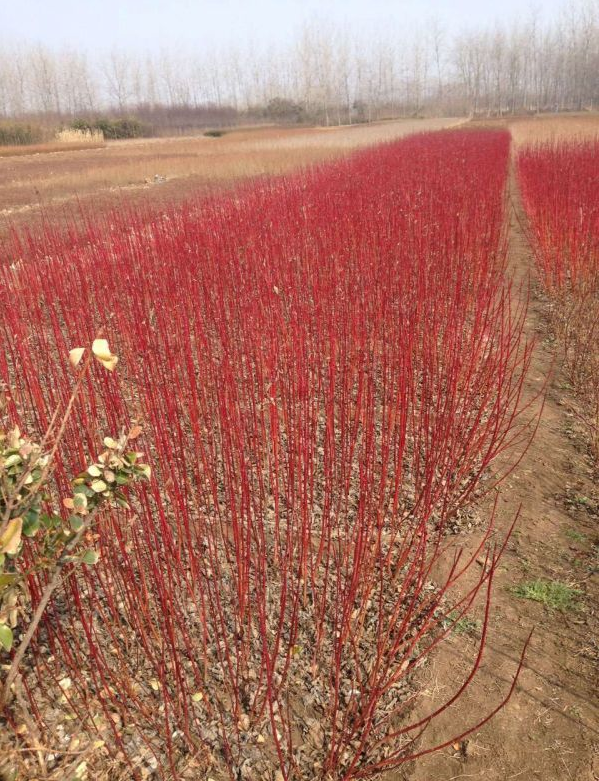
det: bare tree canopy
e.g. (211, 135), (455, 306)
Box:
(0, 0), (597, 123)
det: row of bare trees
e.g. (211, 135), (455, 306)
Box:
(0, 1), (597, 124)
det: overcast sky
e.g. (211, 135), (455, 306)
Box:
(0, 0), (567, 52)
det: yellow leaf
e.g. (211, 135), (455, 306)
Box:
(98, 355), (119, 372)
(73, 493), (88, 513)
(0, 517), (22, 555)
(238, 714), (250, 731)
(92, 339), (119, 372)
(7, 428), (21, 448)
(91, 339), (112, 360)
(0, 623), (13, 651)
(90, 480), (107, 493)
(69, 347), (85, 367)
(103, 437), (118, 449)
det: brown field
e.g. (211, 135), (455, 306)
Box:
(0, 118), (462, 234)
(0, 140), (106, 159)
(508, 112), (599, 145)
(469, 111), (599, 146)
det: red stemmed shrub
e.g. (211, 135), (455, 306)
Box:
(518, 140), (599, 457)
(0, 129), (532, 779)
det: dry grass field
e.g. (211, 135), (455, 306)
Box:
(0, 140), (106, 159)
(509, 112), (599, 145)
(0, 118), (462, 233)
(469, 112), (599, 147)
(508, 114), (599, 146)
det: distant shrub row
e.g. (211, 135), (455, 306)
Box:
(0, 122), (45, 146)
(71, 117), (153, 140)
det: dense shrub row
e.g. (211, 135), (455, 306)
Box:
(71, 116), (153, 139)
(0, 122), (45, 146)
(518, 140), (599, 458)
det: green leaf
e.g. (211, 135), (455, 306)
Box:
(41, 513), (61, 530)
(81, 550), (99, 566)
(69, 515), (84, 532)
(73, 494), (88, 513)
(22, 509), (41, 537)
(0, 623), (13, 651)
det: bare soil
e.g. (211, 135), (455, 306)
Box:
(394, 166), (599, 781)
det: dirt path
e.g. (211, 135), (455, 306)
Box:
(396, 165), (599, 781)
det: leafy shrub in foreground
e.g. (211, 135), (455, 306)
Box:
(0, 338), (150, 715)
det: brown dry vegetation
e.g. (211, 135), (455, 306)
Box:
(468, 112), (599, 148)
(0, 118), (462, 234)
(0, 141), (106, 159)
(509, 112), (599, 146)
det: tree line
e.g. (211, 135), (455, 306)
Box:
(0, 0), (597, 129)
